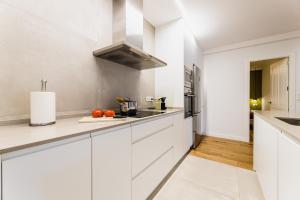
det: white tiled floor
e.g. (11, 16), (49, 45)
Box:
(154, 155), (264, 200)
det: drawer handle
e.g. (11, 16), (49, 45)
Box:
(132, 124), (173, 144)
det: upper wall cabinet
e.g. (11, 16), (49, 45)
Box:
(155, 19), (201, 107)
(2, 135), (92, 200)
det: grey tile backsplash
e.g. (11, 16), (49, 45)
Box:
(0, 0), (155, 120)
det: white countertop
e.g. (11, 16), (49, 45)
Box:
(0, 108), (183, 154)
(254, 110), (300, 144)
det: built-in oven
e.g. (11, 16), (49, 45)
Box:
(184, 67), (193, 88)
(184, 93), (193, 118)
(184, 66), (194, 118)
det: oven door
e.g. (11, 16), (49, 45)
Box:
(184, 94), (193, 118)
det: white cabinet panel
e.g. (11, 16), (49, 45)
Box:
(132, 147), (174, 200)
(92, 126), (131, 200)
(2, 136), (91, 200)
(278, 133), (300, 200)
(185, 117), (193, 150)
(254, 115), (278, 200)
(132, 125), (172, 177)
(131, 116), (173, 143)
(173, 112), (187, 162)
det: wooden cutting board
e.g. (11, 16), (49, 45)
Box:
(78, 116), (127, 123)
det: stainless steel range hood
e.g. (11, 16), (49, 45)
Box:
(93, 0), (167, 70)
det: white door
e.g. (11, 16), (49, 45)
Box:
(2, 136), (91, 200)
(270, 58), (289, 111)
(92, 126), (131, 200)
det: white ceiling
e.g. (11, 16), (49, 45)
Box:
(143, 0), (181, 27)
(143, 0), (300, 50)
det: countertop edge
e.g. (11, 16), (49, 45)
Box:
(0, 109), (184, 155)
(253, 111), (300, 145)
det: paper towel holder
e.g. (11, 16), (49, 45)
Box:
(29, 80), (56, 127)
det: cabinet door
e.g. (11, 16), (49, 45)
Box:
(2, 136), (91, 200)
(278, 132), (300, 200)
(185, 117), (193, 150)
(132, 147), (174, 200)
(173, 112), (186, 163)
(92, 126), (131, 200)
(254, 115), (278, 200)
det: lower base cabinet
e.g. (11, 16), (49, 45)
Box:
(278, 133), (300, 200)
(92, 126), (131, 200)
(185, 117), (193, 150)
(132, 147), (174, 200)
(2, 136), (91, 200)
(0, 112), (187, 200)
(254, 115), (278, 200)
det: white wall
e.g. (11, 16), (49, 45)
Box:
(0, 0), (156, 121)
(155, 19), (184, 107)
(204, 37), (300, 142)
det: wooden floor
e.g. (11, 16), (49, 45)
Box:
(190, 136), (253, 170)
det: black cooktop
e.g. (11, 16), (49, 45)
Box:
(131, 111), (165, 118)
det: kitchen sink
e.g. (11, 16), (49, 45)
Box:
(276, 117), (300, 126)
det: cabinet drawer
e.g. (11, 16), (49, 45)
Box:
(132, 125), (172, 177)
(131, 116), (173, 143)
(132, 147), (174, 200)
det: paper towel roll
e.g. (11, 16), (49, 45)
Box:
(30, 92), (56, 126)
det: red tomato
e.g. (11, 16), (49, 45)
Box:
(104, 110), (115, 117)
(92, 109), (104, 118)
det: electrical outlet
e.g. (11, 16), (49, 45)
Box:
(145, 96), (154, 102)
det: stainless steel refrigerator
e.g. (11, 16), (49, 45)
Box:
(192, 64), (202, 148)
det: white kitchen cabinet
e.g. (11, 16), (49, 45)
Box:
(132, 124), (172, 177)
(254, 115), (278, 200)
(173, 112), (188, 162)
(278, 132), (300, 200)
(2, 135), (91, 200)
(131, 116), (173, 143)
(92, 125), (131, 200)
(185, 117), (193, 150)
(132, 147), (174, 200)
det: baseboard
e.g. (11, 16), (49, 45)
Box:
(204, 131), (249, 142)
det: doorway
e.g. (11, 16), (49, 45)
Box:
(249, 57), (289, 142)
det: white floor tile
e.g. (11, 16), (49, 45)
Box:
(237, 168), (264, 200)
(154, 155), (264, 200)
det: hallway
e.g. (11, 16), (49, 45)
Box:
(190, 136), (253, 170)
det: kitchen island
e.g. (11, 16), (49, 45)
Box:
(254, 110), (300, 200)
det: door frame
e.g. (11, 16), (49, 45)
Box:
(245, 53), (296, 142)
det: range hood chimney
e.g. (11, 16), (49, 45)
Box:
(93, 0), (167, 70)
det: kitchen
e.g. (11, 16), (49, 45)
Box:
(1, 0), (300, 199)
